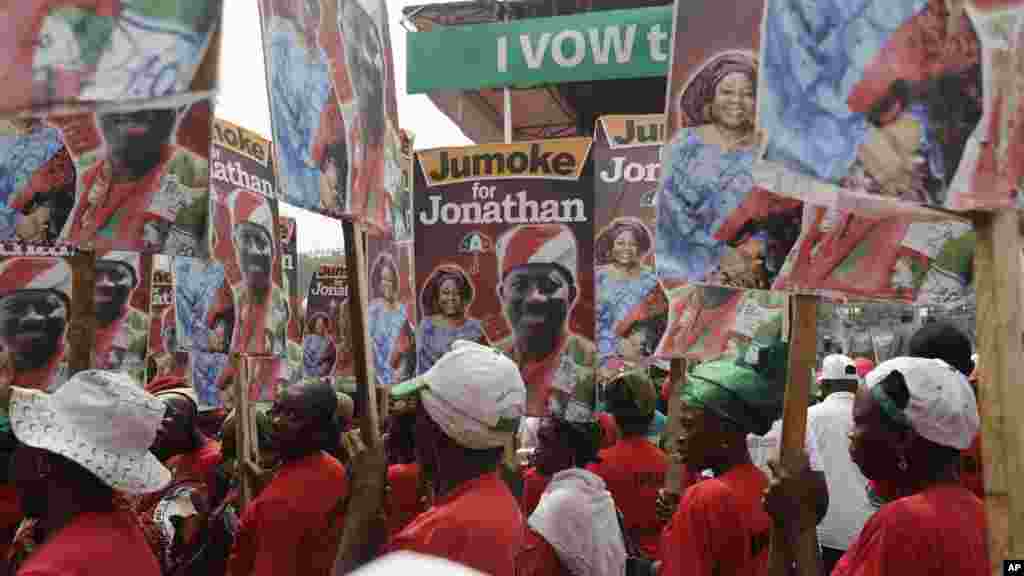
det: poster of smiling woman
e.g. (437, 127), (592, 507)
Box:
(592, 115), (669, 373)
(0, 0), (223, 115)
(414, 139), (595, 416)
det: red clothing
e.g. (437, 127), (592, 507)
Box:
(228, 451), (348, 576)
(517, 529), (571, 576)
(16, 509), (159, 576)
(590, 437), (668, 558)
(521, 467), (550, 517)
(0, 486), (21, 566)
(387, 472), (525, 576)
(387, 463), (424, 537)
(659, 463), (771, 576)
(832, 485), (987, 576)
(961, 435), (984, 499)
(596, 412), (619, 448)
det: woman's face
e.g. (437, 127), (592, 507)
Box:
(534, 418), (574, 476)
(437, 277), (464, 318)
(379, 266), (396, 302)
(612, 229), (641, 267)
(712, 72), (755, 131)
(849, 386), (903, 481)
(676, 402), (731, 472)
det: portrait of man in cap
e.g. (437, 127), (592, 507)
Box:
(60, 103), (209, 254)
(0, 257), (72, 391)
(93, 251), (147, 378)
(495, 223), (595, 415)
(211, 188), (288, 356)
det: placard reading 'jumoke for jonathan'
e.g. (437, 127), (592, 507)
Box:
(414, 139), (595, 417)
(592, 115), (669, 373)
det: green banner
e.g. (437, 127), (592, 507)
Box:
(407, 6), (673, 94)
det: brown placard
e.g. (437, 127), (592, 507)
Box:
(973, 209), (1022, 573)
(343, 221), (379, 447)
(769, 294), (819, 576)
(68, 251), (96, 376)
(663, 358), (687, 495)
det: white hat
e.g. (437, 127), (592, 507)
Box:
(496, 224), (577, 285)
(0, 257), (71, 297)
(865, 357), (979, 451)
(10, 370), (171, 494)
(230, 188), (274, 238)
(820, 354), (858, 382)
(351, 552), (486, 576)
(391, 340), (525, 450)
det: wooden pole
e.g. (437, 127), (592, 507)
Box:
(67, 250), (96, 376)
(972, 209), (1022, 575)
(663, 358), (687, 495)
(343, 221), (379, 448)
(769, 294), (819, 576)
(234, 354), (254, 507)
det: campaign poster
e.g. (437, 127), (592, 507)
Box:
(414, 138), (595, 416)
(172, 256), (227, 353)
(0, 1), (222, 115)
(304, 262), (353, 388)
(593, 115), (670, 374)
(259, 0), (402, 231)
(279, 216), (301, 341)
(16, 96), (213, 255)
(656, 0), (805, 296)
(653, 284), (786, 362)
(209, 120), (288, 356)
(367, 235), (415, 387)
(772, 210), (976, 305)
(0, 254), (73, 391)
(145, 254), (188, 385)
(394, 129), (416, 242)
(191, 350), (232, 410)
(93, 250), (149, 384)
(755, 0), (1010, 212)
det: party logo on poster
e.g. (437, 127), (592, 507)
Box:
(415, 138), (595, 416)
(259, 0), (401, 232)
(593, 115), (669, 373)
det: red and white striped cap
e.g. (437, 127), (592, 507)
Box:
(229, 188), (274, 237)
(496, 224), (577, 284)
(0, 257), (71, 297)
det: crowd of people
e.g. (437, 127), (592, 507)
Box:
(0, 320), (989, 576)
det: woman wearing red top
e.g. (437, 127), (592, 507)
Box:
(773, 357), (987, 576)
(660, 339), (790, 576)
(590, 369), (668, 560)
(135, 388), (215, 574)
(385, 411), (425, 537)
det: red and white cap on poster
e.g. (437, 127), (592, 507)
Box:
(0, 257), (72, 297)
(496, 223), (577, 285)
(229, 188), (274, 238)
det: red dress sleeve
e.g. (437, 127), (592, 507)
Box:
(658, 480), (746, 576)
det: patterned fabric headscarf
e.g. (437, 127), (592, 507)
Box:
(677, 51), (758, 128)
(680, 338), (787, 435)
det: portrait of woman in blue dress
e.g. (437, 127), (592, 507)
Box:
(656, 52), (764, 289)
(595, 217), (663, 368)
(416, 264), (489, 374)
(368, 252), (410, 386)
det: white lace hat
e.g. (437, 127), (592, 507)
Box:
(10, 370), (171, 494)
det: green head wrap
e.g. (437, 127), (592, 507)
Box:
(680, 338), (788, 436)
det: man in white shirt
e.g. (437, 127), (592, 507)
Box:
(807, 354), (875, 574)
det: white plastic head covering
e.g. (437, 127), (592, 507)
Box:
(350, 552), (488, 575)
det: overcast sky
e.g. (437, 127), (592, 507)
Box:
(216, 0), (473, 252)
